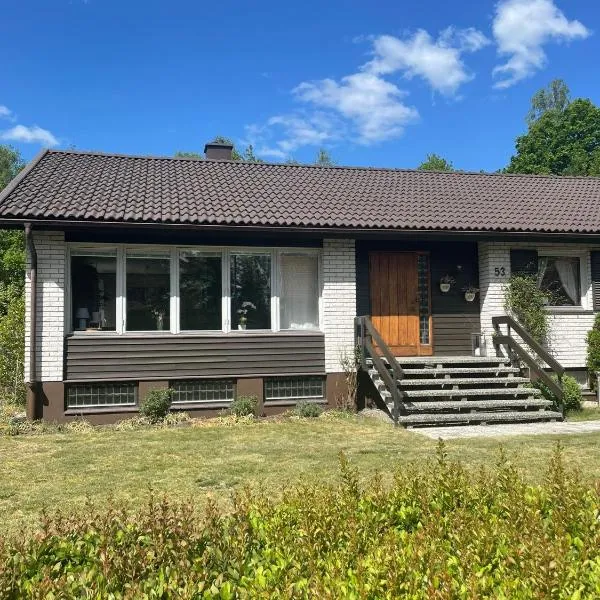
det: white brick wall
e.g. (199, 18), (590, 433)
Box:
(322, 239), (356, 372)
(478, 241), (597, 368)
(24, 231), (65, 382)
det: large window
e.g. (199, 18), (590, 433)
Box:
(67, 382), (137, 408)
(538, 256), (581, 306)
(180, 251), (222, 330)
(71, 252), (117, 331)
(230, 254), (271, 330)
(126, 253), (171, 331)
(280, 253), (319, 329)
(69, 245), (321, 334)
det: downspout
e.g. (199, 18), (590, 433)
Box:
(24, 223), (38, 419)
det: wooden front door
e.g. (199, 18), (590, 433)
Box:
(369, 252), (432, 356)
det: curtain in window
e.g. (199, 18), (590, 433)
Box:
(554, 258), (579, 304)
(280, 254), (319, 329)
(536, 256), (548, 288)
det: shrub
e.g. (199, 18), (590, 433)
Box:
(533, 373), (582, 413)
(504, 274), (550, 344)
(0, 291), (25, 404)
(294, 400), (323, 418)
(586, 313), (600, 389)
(139, 388), (173, 423)
(1, 446), (600, 598)
(229, 395), (257, 417)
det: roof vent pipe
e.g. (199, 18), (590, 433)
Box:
(204, 141), (234, 161)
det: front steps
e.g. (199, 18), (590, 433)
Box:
(367, 355), (563, 427)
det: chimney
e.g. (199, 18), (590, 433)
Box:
(204, 141), (234, 161)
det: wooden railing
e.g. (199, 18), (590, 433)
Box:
(355, 316), (406, 424)
(492, 315), (565, 414)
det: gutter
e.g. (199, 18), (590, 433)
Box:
(24, 223), (38, 420)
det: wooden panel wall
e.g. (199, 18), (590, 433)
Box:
(65, 333), (325, 380)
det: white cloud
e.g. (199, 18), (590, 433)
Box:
(294, 72), (418, 143)
(0, 124), (59, 146)
(364, 27), (490, 96)
(493, 0), (590, 88)
(0, 105), (14, 121)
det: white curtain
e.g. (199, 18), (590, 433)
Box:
(554, 258), (579, 304)
(280, 254), (319, 329)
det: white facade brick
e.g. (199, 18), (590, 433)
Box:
(24, 231), (65, 382)
(479, 241), (597, 368)
(322, 239), (356, 372)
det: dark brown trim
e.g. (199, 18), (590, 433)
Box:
(4, 217), (600, 241)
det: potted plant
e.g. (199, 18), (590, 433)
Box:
(439, 275), (456, 293)
(463, 284), (479, 302)
(237, 301), (256, 330)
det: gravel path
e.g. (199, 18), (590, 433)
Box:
(358, 409), (600, 439)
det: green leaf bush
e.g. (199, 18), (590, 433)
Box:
(533, 373), (583, 413)
(294, 400), (323, 418)
(139, 388), (173, 423)
(1, 445), (599, 598)
(504, 274), (551, 344)
(229, 395), (257, 417)
(586, 313), (600, 389)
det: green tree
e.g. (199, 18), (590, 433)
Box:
(0, 145), (26, 403)
(507, 99), (600, 176)
(417, 153), (454, 172)
(527, 79), (571, 124)
(174, 151), (203, 159)
(314, 148), (334, 167)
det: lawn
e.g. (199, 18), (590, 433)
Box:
(2, 413), (600, 536)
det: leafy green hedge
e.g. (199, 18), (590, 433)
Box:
(1, 445), (599, 598)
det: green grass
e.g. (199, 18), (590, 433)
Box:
(2, 414), (600, 536)
(567, 405), (600, 421)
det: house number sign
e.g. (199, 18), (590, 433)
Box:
(494, 267), (507, 277)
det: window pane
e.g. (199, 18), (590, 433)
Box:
(280, 254), (319, 329)
(539, 257), (580, 306)
(180, 252), (222, 330)
(126, 255), (171, 331)
(230, 254), (271, 330)
(71, 254), (117, 331)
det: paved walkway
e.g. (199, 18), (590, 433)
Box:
(410, 420), (600, 440)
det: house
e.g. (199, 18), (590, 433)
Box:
(1, 141), (600, 425)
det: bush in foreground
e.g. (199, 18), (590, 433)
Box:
(1, 444), (599, 598)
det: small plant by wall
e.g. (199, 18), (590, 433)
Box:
(532, 374), (582, 413)
(139, 389), (173, 423)
(586, 314), (600, 390)
(294, 401), (323, 418)
(229, 395), (257, 417)
(337, 347), (360, 411)
(503, 275), (551, 345)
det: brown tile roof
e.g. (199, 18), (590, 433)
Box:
(1, 149), (600, 234)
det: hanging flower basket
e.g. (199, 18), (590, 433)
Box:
(462, 285), (479, 302)
(440, 275), (455, 293)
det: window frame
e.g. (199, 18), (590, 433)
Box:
(538, 251), (587, 311)
(66, 243), (323, 335)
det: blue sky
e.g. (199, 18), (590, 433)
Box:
(1, 0), (597, 171)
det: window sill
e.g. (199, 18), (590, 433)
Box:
(264, 398), (327, 407)
(170, 402), (232, 411)
(66, 330), (324, 338)
(65, 405), (138, 416)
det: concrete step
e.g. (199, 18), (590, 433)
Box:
(397, 410), (564, 427)
(396, 398), (554, 412)
(399, 387), (541, 399)
(393, 377), (531, 387)
(401, 366), (521, 376)
(366, 356), (510, 368)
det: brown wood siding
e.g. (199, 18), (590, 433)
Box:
(432, 314), (480, 356)
(356, 240), (480, 355)
(65, 334), (325, 380)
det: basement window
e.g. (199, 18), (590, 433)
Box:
(170, 380), (234, 404)
(264, 376), (325, 403)
(67, 382), (137, 408)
